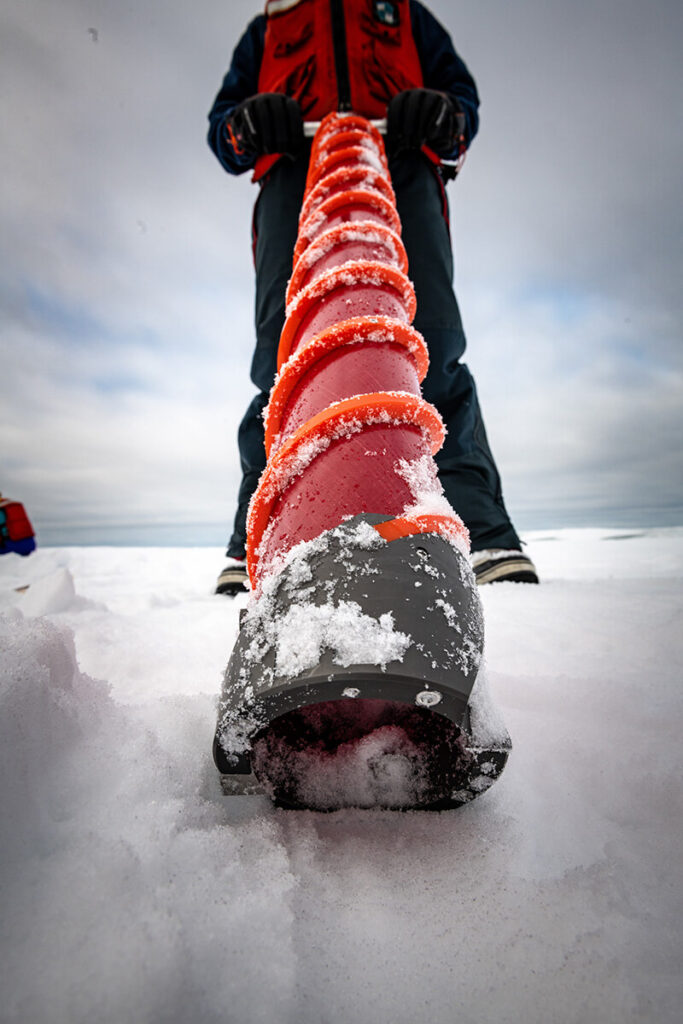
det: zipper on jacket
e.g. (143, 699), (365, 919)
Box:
(329, 0), (351, 110)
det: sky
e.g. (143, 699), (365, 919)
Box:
(1, 0), (682, 545)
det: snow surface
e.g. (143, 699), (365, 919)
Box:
(1, 529), (683, 1023)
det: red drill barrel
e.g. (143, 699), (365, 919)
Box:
(214, 115), (511, 809)
(247, 112), (467, 586)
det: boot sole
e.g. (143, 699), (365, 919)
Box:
(474, 558), (539, 585)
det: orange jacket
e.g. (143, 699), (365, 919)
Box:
(255, 0), (423, 179)
(208, 2), (480, 180)
(259, 0), (423, 118)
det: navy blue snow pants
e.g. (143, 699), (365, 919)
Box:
(226, 149), (521, 557)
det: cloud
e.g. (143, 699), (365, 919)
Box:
(464, 291), (683, 525)
(1, 0), (681, 542)
(1, 0), (261, 541)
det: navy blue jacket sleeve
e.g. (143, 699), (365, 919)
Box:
(207, 15), (266, 175)
(409, 0), (480, 155)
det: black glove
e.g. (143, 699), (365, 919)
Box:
(226, 93), (304, 158)
(386, 88), (465, 156)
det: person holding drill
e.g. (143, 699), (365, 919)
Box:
(207, 0), (538, 593)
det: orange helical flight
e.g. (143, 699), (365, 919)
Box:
(246, 113), (469, 588)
